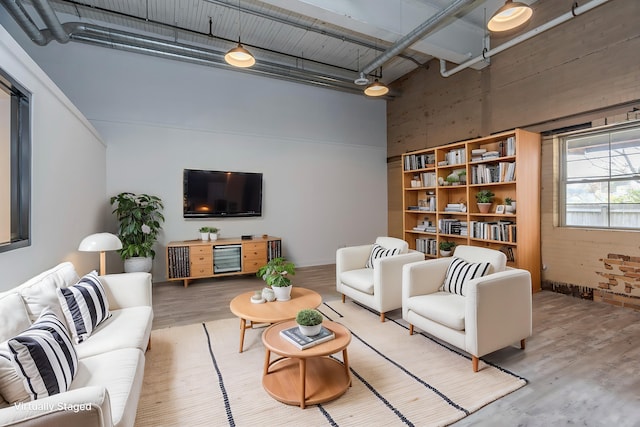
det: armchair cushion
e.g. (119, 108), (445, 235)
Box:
(365, 244), (402, 268)
(442, 257), (491, 296)
(406, 292), (465, 331)
(339, 269), (374, 295)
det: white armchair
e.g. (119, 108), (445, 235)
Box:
(336, 237), (425, 321)
(402, 245), (532, 372)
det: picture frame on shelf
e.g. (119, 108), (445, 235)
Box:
(495, 205), (505, 214)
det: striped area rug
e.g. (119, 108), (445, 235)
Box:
(135, 300), (526, 426)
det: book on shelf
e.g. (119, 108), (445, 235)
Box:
(279, 325), (335, 350)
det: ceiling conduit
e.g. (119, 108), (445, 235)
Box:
(31, 0), (69, 43)
(439, 0), (611, 77)
(0, 0), (50, 45)
(360, 0), (475, 78)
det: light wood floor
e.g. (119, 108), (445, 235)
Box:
(151, 265), (640, 426)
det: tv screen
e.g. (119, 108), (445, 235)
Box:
(183, 169), (263, 218)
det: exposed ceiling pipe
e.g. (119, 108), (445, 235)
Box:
(440, 0), (611, 77)
(30, 0), (69, 43)
(0, 0), (50, 45)
(63, 23), (365, 95)
(360, 0), (475, 77)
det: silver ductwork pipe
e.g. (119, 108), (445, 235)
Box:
(360, 0), (475, 76)
(31, 0), (69, 43)
(440, 0), (612, 77)
(0, 0), (49, 45)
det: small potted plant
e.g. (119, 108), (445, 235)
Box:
(209, 227), (220, 241)
(439, 241), (456, 257)
(505, 198), (516, 214)
(475, 189), (495, 214)
(257, 257), (296, 301)
(199, 226), (210, 241)
(295, 309), (323, 336)
(446, 173), (460, 185)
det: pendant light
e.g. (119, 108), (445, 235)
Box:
(487, 0), (533, 32)
(225, 1), (255, 68)
(364, 79), (389, 97)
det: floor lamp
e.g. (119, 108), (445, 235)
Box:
(78, 233), (122, 275)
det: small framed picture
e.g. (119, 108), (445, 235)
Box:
(495, 205), (505, 214)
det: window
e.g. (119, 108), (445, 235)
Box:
(559, 122), (640, 230)
(0, 68), (31, 252)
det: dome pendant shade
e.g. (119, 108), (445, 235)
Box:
(487, 0), (533, 32)
(364, 79), (389, 97)
(224, 43), (255, 68)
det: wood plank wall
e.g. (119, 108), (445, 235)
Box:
(387, 0), (640, 298)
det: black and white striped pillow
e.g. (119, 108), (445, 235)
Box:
(365, 244), (401, 269)
(57, 271), (111, 344)
(7, 309), (78, 400)
(442, 257), (491, 296)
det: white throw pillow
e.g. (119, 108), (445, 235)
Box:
(442, 257), (491, 296)
(57, 271), (111, 344)
(365, 244), (402, 269)
(7, 309), (78, 401)
(0, 293), (32, 343)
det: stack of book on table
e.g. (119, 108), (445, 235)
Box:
(280, 325), (335, 350)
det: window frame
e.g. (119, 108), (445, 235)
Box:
(558, 120), (640, 231)
(0, 67), (31, 253)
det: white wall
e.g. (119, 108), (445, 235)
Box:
(0, 25), (107, 290)
(0, 16), (388, 280)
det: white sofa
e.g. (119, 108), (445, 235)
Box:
(0, 262), (153, 427)
(402, 245), (532, 372)
(337, 237), (425, 321)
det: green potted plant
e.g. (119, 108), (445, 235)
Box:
(199, 226), (210, 241)
(295, 308), (323, 336)
(110, 192), (164, 273)
(446, 173), (460, 185)
(475, 189), (495, 214)
(209, 227), (220, 241)
(505, 197), (516, 213)
(257, 257), (296, 301)
(439, 241), (456, 257)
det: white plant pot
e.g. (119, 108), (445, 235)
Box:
(210, 233), (218, 241)
(505, 205), (515, 214)
(440, 250), (452, 257)
(200, 232), (209, 241)
(298, 324), (322, 337)
(272, 285), (292, 301)
(124, 256), (152, 273)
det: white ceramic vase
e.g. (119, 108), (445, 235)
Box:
(200, 232), (209, 241)
(298, 323), (322, 337)
(210, 233), (218, 241)
(262, 287), (276, 302)
(272, 285), (292, 301)
(124, 256), (152, 273)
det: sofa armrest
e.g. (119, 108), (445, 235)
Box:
(336, 245), (373, 276)
(402, 258), (451, 298)
(374, 251), (425, 305)
(0, 386), (112, 427)
(99, 272), (152, 310)
(464, 269), (532, 357)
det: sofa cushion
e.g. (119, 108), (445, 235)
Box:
(0, 293), (31, 343)
(7, 310), (78, 401)
(442, 257), (490, 296)
(75, 306), (153, 359)
(15, 262), (79, 322)
(57, 271), (111, 344)
(0, 346), (29, 404)
(71, 348), (145, 427)
(406, 292), (466, 331)
(365, 244), (402, 269)
(340, 268), (374, 295)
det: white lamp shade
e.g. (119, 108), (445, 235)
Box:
(364, 80), (389, 97)
(224, 44), (256, 68)
(488, 1), (533, 32)
(78, 233), (122, 252)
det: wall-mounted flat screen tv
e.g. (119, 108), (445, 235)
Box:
(183, 169), (263, 218)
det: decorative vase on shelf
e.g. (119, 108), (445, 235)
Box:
(477, 202), (492, 214)
(262, 287), (276, 302)
(124, 256), (152, 273)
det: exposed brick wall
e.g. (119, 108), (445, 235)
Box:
(593, 290), (640, 312)
(597, 254), (640, 294)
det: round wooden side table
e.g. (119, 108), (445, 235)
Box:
(261, 320), (352, 409)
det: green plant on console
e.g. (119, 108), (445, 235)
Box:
(110, 192), (164, 260)
(199, 226), (210, 233)
(256, 257), (296, 287)
(439, 241), (456, 251)
(475, 190), (495, 203)
(209, 227), (220, 233)
(295, 309), (323, 326)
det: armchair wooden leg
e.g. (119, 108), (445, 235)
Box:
(341, 294), (345, 303)
(409, 324), (414, 335)
(520, 338), (526, 350)
(472, 356), (479, 372)
(380, 312), (385, 322)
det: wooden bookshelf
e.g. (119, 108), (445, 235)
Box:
(402, 129), (541, 291)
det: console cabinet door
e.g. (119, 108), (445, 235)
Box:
(242, 242), (267, 273)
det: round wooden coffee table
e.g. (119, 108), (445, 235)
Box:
(261, 320), (351, 409)
(229, 287), (322, 352)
